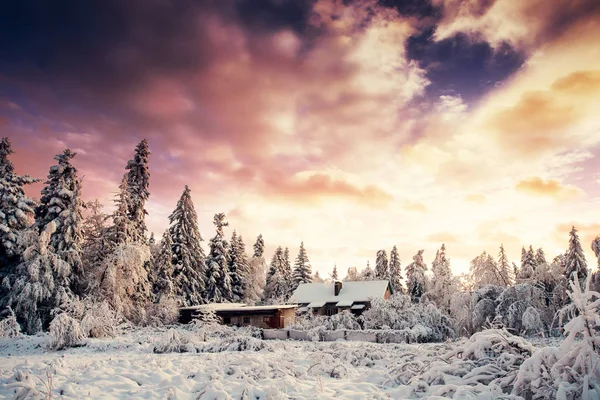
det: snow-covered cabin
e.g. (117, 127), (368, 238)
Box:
(179, 303), (297, 328)
(288, 280), (393, 316)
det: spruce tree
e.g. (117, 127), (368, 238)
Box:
(34, 149), (84, 291)
(497, 244), (512, 286)
(518, 245), (536, 281)
(264, 246), (289, 302)
(109, 176), (135, 247)
(535, 248), (547, 266)
(169, 186), (205, 306)
(0, 137), (39, 268)
(375, 249), (389, 280)
(292, 241), (312, 288)
(245, 234), (266, 304)
(81, 199), (110, 292)
(406, 250), (427, 303)
(313, 270), (325, 283)
(205, 213), (232, 302)
(430, 244), (453, 312)
(125, 139), (150, 243)
(228, 231), (248, 302)
(564, 226), (588, 285)
(283, 247), (293, 291)
(361, 261), (375, 281)
(389, 245), (403, 293)
(152, 229), (175, 302)
(331, 264), (339, 281)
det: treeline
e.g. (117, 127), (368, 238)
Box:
(0, 138), (312, 334)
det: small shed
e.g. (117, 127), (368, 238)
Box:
(179, 303), (297, 328)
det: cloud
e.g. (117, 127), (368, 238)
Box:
(516, 177), (583, 201)
(427, 232), (459, 243)
(465, 194), (486, 204)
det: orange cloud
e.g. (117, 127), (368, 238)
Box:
(427, 232), (459, 243)
(402, 201), (428, 213)
(516, 177), (583, 200)
(465, 194), (486, 204)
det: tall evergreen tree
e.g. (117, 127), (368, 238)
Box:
(430, 244), (453, 312)
(375, 249), (389, 280)
(244, 234), (266, 305)
(109, 176), (135, 247)
(205, 213), (232, 302)
(564, 226), (588, 285)
(406, 250), (427, 303)
(228, 231), (248, 302)
(152, 229), (175, 302)
(169, 186), (205, 306)
(34, 149), (84, 291)
(125, 139), (150, 243)
(518, 245), (536, 281)
(388, 245), (403, 293)
(292, 241), (312, 288)
(497, 244), (512, 286)
(283, 247), (293, 290)
(80, 199), (110, 292)
(264, 246), (289, 302)
(535, 248), (547, 266)
(361, 261), (375, 281)
(0, 137), (38, 268)
(331, 264), (339, 281)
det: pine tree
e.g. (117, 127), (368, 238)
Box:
(228, 231), (248, 302)
(361, 261), (375, 281)
(292, 241), (312, 288)
(125, 139), (150, 243)
(331, 264), (339, 281)
(0, 137), (39, 268)
(283, 247), (293, 291)
(430, 244), (453, 312)
(389, 245), (403, 293)
(375, 249), (389, 280)
(497, 244), (512, 286)
(313, 270), (325, 283)
(518, 245), (536, 282)
(564, 226), (588, 285)
(80, 199), (110, 293)
(244, 234), (266, 305)
(109, 176), (135, 247)
(34, 149), (84, 291)
(205, 213), (232, 303)
(169, 186), (205, 306)
(264, 246), (289, 302)
(535, 248), (547, 266)
(152, 229), (175, 302)
(405, 250), (427, 303)
(592, 235), (600, 268)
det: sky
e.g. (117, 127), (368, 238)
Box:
(1, 0), (600, 277)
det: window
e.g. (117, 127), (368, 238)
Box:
(326, 308), (336, 316)
(263, 316), (271, 323)
(223, 317), (231, 324)
(243, 316), (250, 324)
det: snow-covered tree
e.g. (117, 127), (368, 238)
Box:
(429, 244), (453, 313)
(344, 266), (360, 281)
(564, 226), (588, 286)
(244, 234), (266, 305)
(331, 264), (339, 281)
(361, 261), (375, 281)
(292, 241), (312, 288)
(125, 139), (150, 243)
(81, 199), (110, 274)
(228, 231), (249, 302)
(108, 176), (135, 247)
(405, 250), (427, 303)
(34, 149), (84, 290)
(313, 270), (325, 283)
(169, 186), (205, 306)
(283, 247), (293, 289)
(4, 222), (75, 333)
(264, 246), (289, 302)
(204, 213), (232, 303)
(375, 249), (389, 280)
(497, 244), (513, 286)
(389, 245), (403, 293)
(517, 246), (536, 282)
(152, 230), (175, 302)
(535, 248), (547, 266)
(470, 251), (504, 288)
(0, 137), (38, 269)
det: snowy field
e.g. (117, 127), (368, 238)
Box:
(0, 326), (560, 399)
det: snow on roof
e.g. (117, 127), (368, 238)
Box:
(307, 301), (326, 308)
(181, 304), (297, 312)
(350, 304), (366, 310)
(335, 300), (353, 307)
(289, 280), (390, 305)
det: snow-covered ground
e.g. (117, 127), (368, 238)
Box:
(0, 326), (558, 399)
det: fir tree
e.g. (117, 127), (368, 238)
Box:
(331, 264), (339, 281)
(313, 270), (325, 283)
(264, 246), (289, 302)
(205, 213), (232, 303)
(80, 199), (110, 293)
(228, 231), (248, 302)
(389, 245), (403, 293)
(0, 137), (39, 268)
(405, 250), (427, 303)
(361, 261), (375, 281)
(152, 229), (175, 302)
(169, 186), (205, 306)
(283, 247), (293, 290)
(109, 176), (135, 247)
(518, 245), (536, 282)
(430, 244), (453, 312)
(292, 241), (312, 288)
(125, 139), (150, 243)
(564, 226), (588, 285)
(535, 248), (547, 266)
(497, 244), (512, 286)
(375, 249), (389, 280)
(34, 149), (84, 291)
(244, 234), (266, 305)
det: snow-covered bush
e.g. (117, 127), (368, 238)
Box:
(522, 306), (544, 337)
(145, 298), (179, 327)
(493, 283), (546, 334)
(81, 301), (118, 338)
(0, 307), (21, 338)
(329, 310), (361, 330)
(513, 274), (600, 399)
(200, 335), (268, 352)
(49, 313), (85, 350)
(153, 328), (197, 353)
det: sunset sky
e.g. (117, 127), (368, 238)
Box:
(2, 0), (600, 277)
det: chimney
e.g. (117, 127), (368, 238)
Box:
(334, 281), (342, 296)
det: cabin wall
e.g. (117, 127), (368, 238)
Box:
(227, 314), (273, 329)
